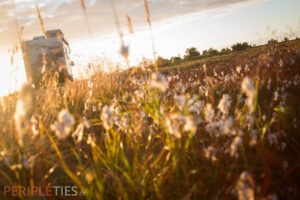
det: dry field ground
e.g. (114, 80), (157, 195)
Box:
(0, 39), (300, 199)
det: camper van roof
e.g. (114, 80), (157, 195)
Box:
(33, 36), (46, 40)
(46, 29), (64, 38)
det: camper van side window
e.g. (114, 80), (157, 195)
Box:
(65, 47), (69, 59)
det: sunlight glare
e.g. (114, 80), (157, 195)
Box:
(0, 52), (27, 96)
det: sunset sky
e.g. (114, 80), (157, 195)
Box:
(0, 0), (300, 95)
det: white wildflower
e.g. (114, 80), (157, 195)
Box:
(241, 77), (256, 113)
(183, 116), (197, 133)
(189, 100), (204, 115)
(279, 59), (284, 67)
(92, 106), (97, 112)
(236, 171), (255, 200)
(14, 100), (26, 132)
(282, 161), (289, 171)
(203, 64), (207, 73)
(224, 74), (231, 83)
(14, 99), (28, 146)
(274, 91), (279, 101)
(204, 146), (217, 162)
(245, 64), (250, 72)
(72, 118), (90, 143)
(84, 102), (89, 111)
(101, 105), (115, 130)
(241, 77), (256, 96)
(267, 79), (272, 90)
(48, 166), (56, 174)
(218, 94), (232, 116)
(245, 114), (255, 128)
(150, 73), (168, 92)
(88, 79), (94, 89)
(88, 79), (94, 97)
(236, 65), (242, 73)
(174, 95), (186, 109)
(10, 164), (22, 170)
(51, 109), (75, 139)
(280, 142), (287, 151)
(166, 114), (197, 137)
(134, 90), (144, 100)
(114, 114), (130, 132)
(23, 155), (35, 170)
(213, 69), (218, 77)
(230, 136), (242, 158)
(290, 58), (295, 65)
(166, 114), (183, 139)
(87, 133), (96, 147)
(204, 104), (215, 122)
(220, 116), (234, 135)
(267, 194), (279, 200)
(293, 119), (298, 128)
(30, 116), (39, 136)
(249, 130), (258, 147)
(267, 133), (278, 146)
(0, 151), (10, 166)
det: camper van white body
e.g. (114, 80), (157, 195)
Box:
(22, 29), (72, 86)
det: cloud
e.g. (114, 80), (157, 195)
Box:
(0, 0), (260, 49)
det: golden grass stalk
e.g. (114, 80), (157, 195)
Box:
(126, 14), (134, 34)
(10, 0), (23, 45)
(79, 0), (93, 47)
(110, 0), (124, 41)
(9, 0), (24, 86)
(110, 0), (129, 64)
(35, 5), (46, 36)
(80, 0), (86, 10)
(78, 0), (96, 78)
(143, 0), (158, 71)
(144, 0), (152, 28)
(79, 0), (92, 33)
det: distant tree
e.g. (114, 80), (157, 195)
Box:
(220, 48), (231, 55)
(202, 48), (220, 57)
(207, 48), (219, 57)
(156, 56), (170, 67)
(138, 57), (153, 69)
(202, 49), (209, 57)
(231, 42), (252, 52)
(170, 56), (182, 65)
(184, 47), (200, 60)
(283, 37), (289, 42)
(267, 39), (278, 44)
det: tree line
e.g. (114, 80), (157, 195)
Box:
(155, 37), (292, 67)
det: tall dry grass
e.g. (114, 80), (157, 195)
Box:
(144, 0), (158, 71)
(35, 5), (46, 36)
(1, 1), (300, 200)
(1, 40), (300, 199)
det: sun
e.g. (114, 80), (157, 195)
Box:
(0, 52), (27, 96)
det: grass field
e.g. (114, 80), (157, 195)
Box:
(0, 39), (300, 199)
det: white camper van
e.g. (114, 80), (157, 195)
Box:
(22, 29), (73, 87)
